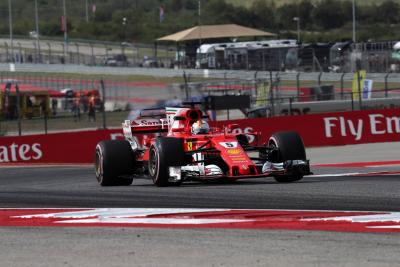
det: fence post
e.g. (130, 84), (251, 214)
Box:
(33, 41), (38, 63)
(340, 72), (345, 100)
(318, 72), (322, 86)
(183, 71), (189, 101)
(269, 71), (275, 117)
(296, 72), (300, 98)
(357, 70), (362, 110)
(385, 72), (390, 98)
(17, 42), (22, 63)
(47, 42), (51, 64)
(100, 79), (107, 129)
(351, 92), (354, 111)
(44, 111), (48, 134)
(5, 42), (9, 62)
(90, 43), (95, 66)
(74, 43), (80, 64)
(253, 71), (258, 98)
(15, 83), (22, 136)
(275, 72), (281, 99)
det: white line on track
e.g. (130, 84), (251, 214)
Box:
(307, 171), (400, 177)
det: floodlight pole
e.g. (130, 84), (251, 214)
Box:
(352, 0), (356, 43)
(8, 0), (14, 62)
(63, 0), (68, 59)
(35, 0), (41, 63)
(85, 0), (89, 22)
(293, 17), (300, 44)
(198, 0), (202, 48)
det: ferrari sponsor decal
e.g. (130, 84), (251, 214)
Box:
(227, 148), (242, 155)
(230, 156), (248, 162)
(132, 119), (162, 126)
(0, 208), (400, 233)
(187, 141), (193, 151)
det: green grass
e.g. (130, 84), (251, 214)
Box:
(1, 71), (212, 84)
(227, 0), (400, 8)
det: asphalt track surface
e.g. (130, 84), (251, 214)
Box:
(0, 163), (399, 212)
(0, 142), (399, 266)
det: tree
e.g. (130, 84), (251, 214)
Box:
(170, 0), (183, 12)
(298, 0), (314, 29)
(276, 3), (298, 30)
(312, 0), (348, 29)
(376, 0), (400, 24)
(250, 0), (276, 29)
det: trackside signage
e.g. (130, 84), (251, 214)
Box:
(0, 129), (125, 163)
(0, 108), (399, 164)
(324, 114), (400, 141)
(215, 109), (400, 147)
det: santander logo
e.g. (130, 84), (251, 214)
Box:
(324, 114), (400, 141)
(0, 143), (43, 163)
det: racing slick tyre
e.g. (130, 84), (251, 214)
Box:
(148, 137), (186, 187)
(95, 140), (135, 186)
(268, 131), (306, 183)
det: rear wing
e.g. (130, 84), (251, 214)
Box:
(122, 106), (191, 139)
(122, 119), (168, 137)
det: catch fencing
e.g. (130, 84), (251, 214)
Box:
(0, 37), (175, 68)
(1, 70), (400, 136)
(2, 38), (399, 73)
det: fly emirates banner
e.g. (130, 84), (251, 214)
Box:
(1, 108), (399, 163)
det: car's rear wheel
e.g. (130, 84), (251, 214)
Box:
(148, 138), (185, 187)
(268, 131), (306, 183)
(95, 140), (135, 186)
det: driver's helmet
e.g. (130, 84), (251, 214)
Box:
(191, 120), (210, 134)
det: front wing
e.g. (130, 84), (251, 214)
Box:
(168, 160), (311, 182)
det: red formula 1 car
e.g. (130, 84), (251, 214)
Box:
(95, 106), (311, 187)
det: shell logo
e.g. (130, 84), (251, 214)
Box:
(227, 148), (242, 155)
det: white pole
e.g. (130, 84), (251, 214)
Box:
(352, 0), (356, 43)
(35, 0), (41, 62)
(8, 0), (14, 62)
(85, 0), (89, 22)
(198, 0), (202, 47)
(293, 17), (300, 44)
(63, 0), (68, 58)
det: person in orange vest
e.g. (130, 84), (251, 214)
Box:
(88, 95), (96, 122)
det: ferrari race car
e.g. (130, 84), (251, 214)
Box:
(95, 106), (311, 187)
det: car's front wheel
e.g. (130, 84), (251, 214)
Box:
(148, 138), (185, 187)
(268, 131), (306, 183)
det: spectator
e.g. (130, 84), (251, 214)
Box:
(72, 97), (81, 122)
(82, 94), (89, 113)
(88, 95), (96, 122)
(51, 98), (58, 116)
(40, 100), (47, 117)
